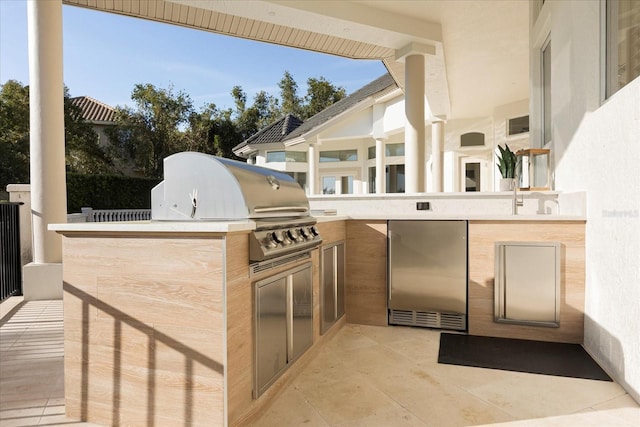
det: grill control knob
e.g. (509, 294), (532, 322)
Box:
(299, 227), (309, 239)
(270, 230), (285, 244)
(287, 229), (299, 242)
(310, 226), (320, 237)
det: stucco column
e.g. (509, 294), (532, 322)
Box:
(371, 104), (387, 194)
(375, 139), (386, 194)
(431, 120), (444, 192)
(24, 0), (66, 300)
(403, 54), (426, 193)
(396, 43), (435, 194)
(308, 143), (318, 195)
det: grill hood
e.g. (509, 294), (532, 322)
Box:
(151, 152), (309, 221)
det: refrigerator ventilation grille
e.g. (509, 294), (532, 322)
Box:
(389, 309), (466, 331)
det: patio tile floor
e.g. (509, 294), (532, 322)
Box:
(1, 299), (638, 426)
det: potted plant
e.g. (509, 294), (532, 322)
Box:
(497, 144), (517, 191)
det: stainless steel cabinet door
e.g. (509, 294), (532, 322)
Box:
(495, 242), (560, 326)
(336, 243), (345, 319)
(255, 262), (313, 398)
(255, 276), (287, 397)
(321, 242), (345, 334)
(321, 245), (336, 332)
(290, 266), (313, 361)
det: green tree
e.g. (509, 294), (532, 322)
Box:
(278, 70), (303, 117)
(303, 76), (346, 118)
(183, 103), (240, 159)
(184, 103), (218, 154)
(106, 83), (193, 178)
(64, 88), (115, 174)
(1, 80), (114, 193)
(231, 87), (279, 141)
(0, 80), (30, 190)
(210, 108), (244, 159)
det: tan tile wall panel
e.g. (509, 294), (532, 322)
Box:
(225, 232), (250, 283)
(62, 235), (226, 426)
(468, 221), (585, 344)
(225, 232), (252, 425)
(316, 220), (346, 245)
(345, 221), (389, 327)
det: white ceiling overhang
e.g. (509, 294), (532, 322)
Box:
(62, 0), (528, 120)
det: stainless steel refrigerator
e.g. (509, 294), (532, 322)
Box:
(388, 220), (468, 330)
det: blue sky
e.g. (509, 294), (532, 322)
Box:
(0, 1), (387, 111)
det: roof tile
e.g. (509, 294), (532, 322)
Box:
(70, 96), (116, 123)
(234, 113), (303, 150)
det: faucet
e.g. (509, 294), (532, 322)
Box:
(512, 167), (524, 215)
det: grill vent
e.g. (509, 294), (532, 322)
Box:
(389, 309), (466, 331)
(250, 252), (311, 276)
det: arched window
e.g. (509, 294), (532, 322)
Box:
(460, 132), (485, 147)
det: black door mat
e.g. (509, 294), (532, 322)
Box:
(438, 333), (612, 381)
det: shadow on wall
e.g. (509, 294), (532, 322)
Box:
(528, 191), (559, 214)
(63, 283), (225, 425)
(583, 314), (637, 403)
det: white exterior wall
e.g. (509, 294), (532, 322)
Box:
(322, 109), (373, 139)
(533, 1), (640, 401)
(382, 97), (406, 133)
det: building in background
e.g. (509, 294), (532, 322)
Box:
(234, 73), (530, 194)
(70, 96), (115, 149)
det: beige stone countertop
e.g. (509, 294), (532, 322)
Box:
(312, 214), (586, 222)
(50, 214), (585, 235)
(314, 215), (351, 223)
(49, 220), (256, 233)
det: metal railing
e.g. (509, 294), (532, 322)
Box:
(67, 207), (152, 223)
(0, 202), (23, 302)
(86, 208), (151, 222)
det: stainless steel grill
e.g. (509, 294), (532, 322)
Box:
(151, 152), (321, 262)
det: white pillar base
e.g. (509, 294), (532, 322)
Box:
(22, 262), (63, 300)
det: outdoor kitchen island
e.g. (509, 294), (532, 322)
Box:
(51, 218), (347, 427)
(52, 206), (585, 427)
(53, 153), (353, 426)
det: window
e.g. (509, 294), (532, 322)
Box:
(367, 143), (405, 159)
(286, 151), (307, 162)
(386, 143), (405, 157)
(266, 151), (307, 162)
(319, 150), (357, 162)
(340, 176), (354, 194)
(507, 116), (530, 136)
(465, 162), (481, 192)
(322, 176), (336, 194)
(368, 165), (404, 193)
(266, 151), (285, 162)
(386, 165), (405, 193)
(284, 172), (307, 190)
(460, 132), (485, 147)
(368, 167), (376, 193)
(248, 154), (257, 165)
(606, 0), (640, 97)
(321, 175), (354, 194)
(542, 38), (552, 145)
